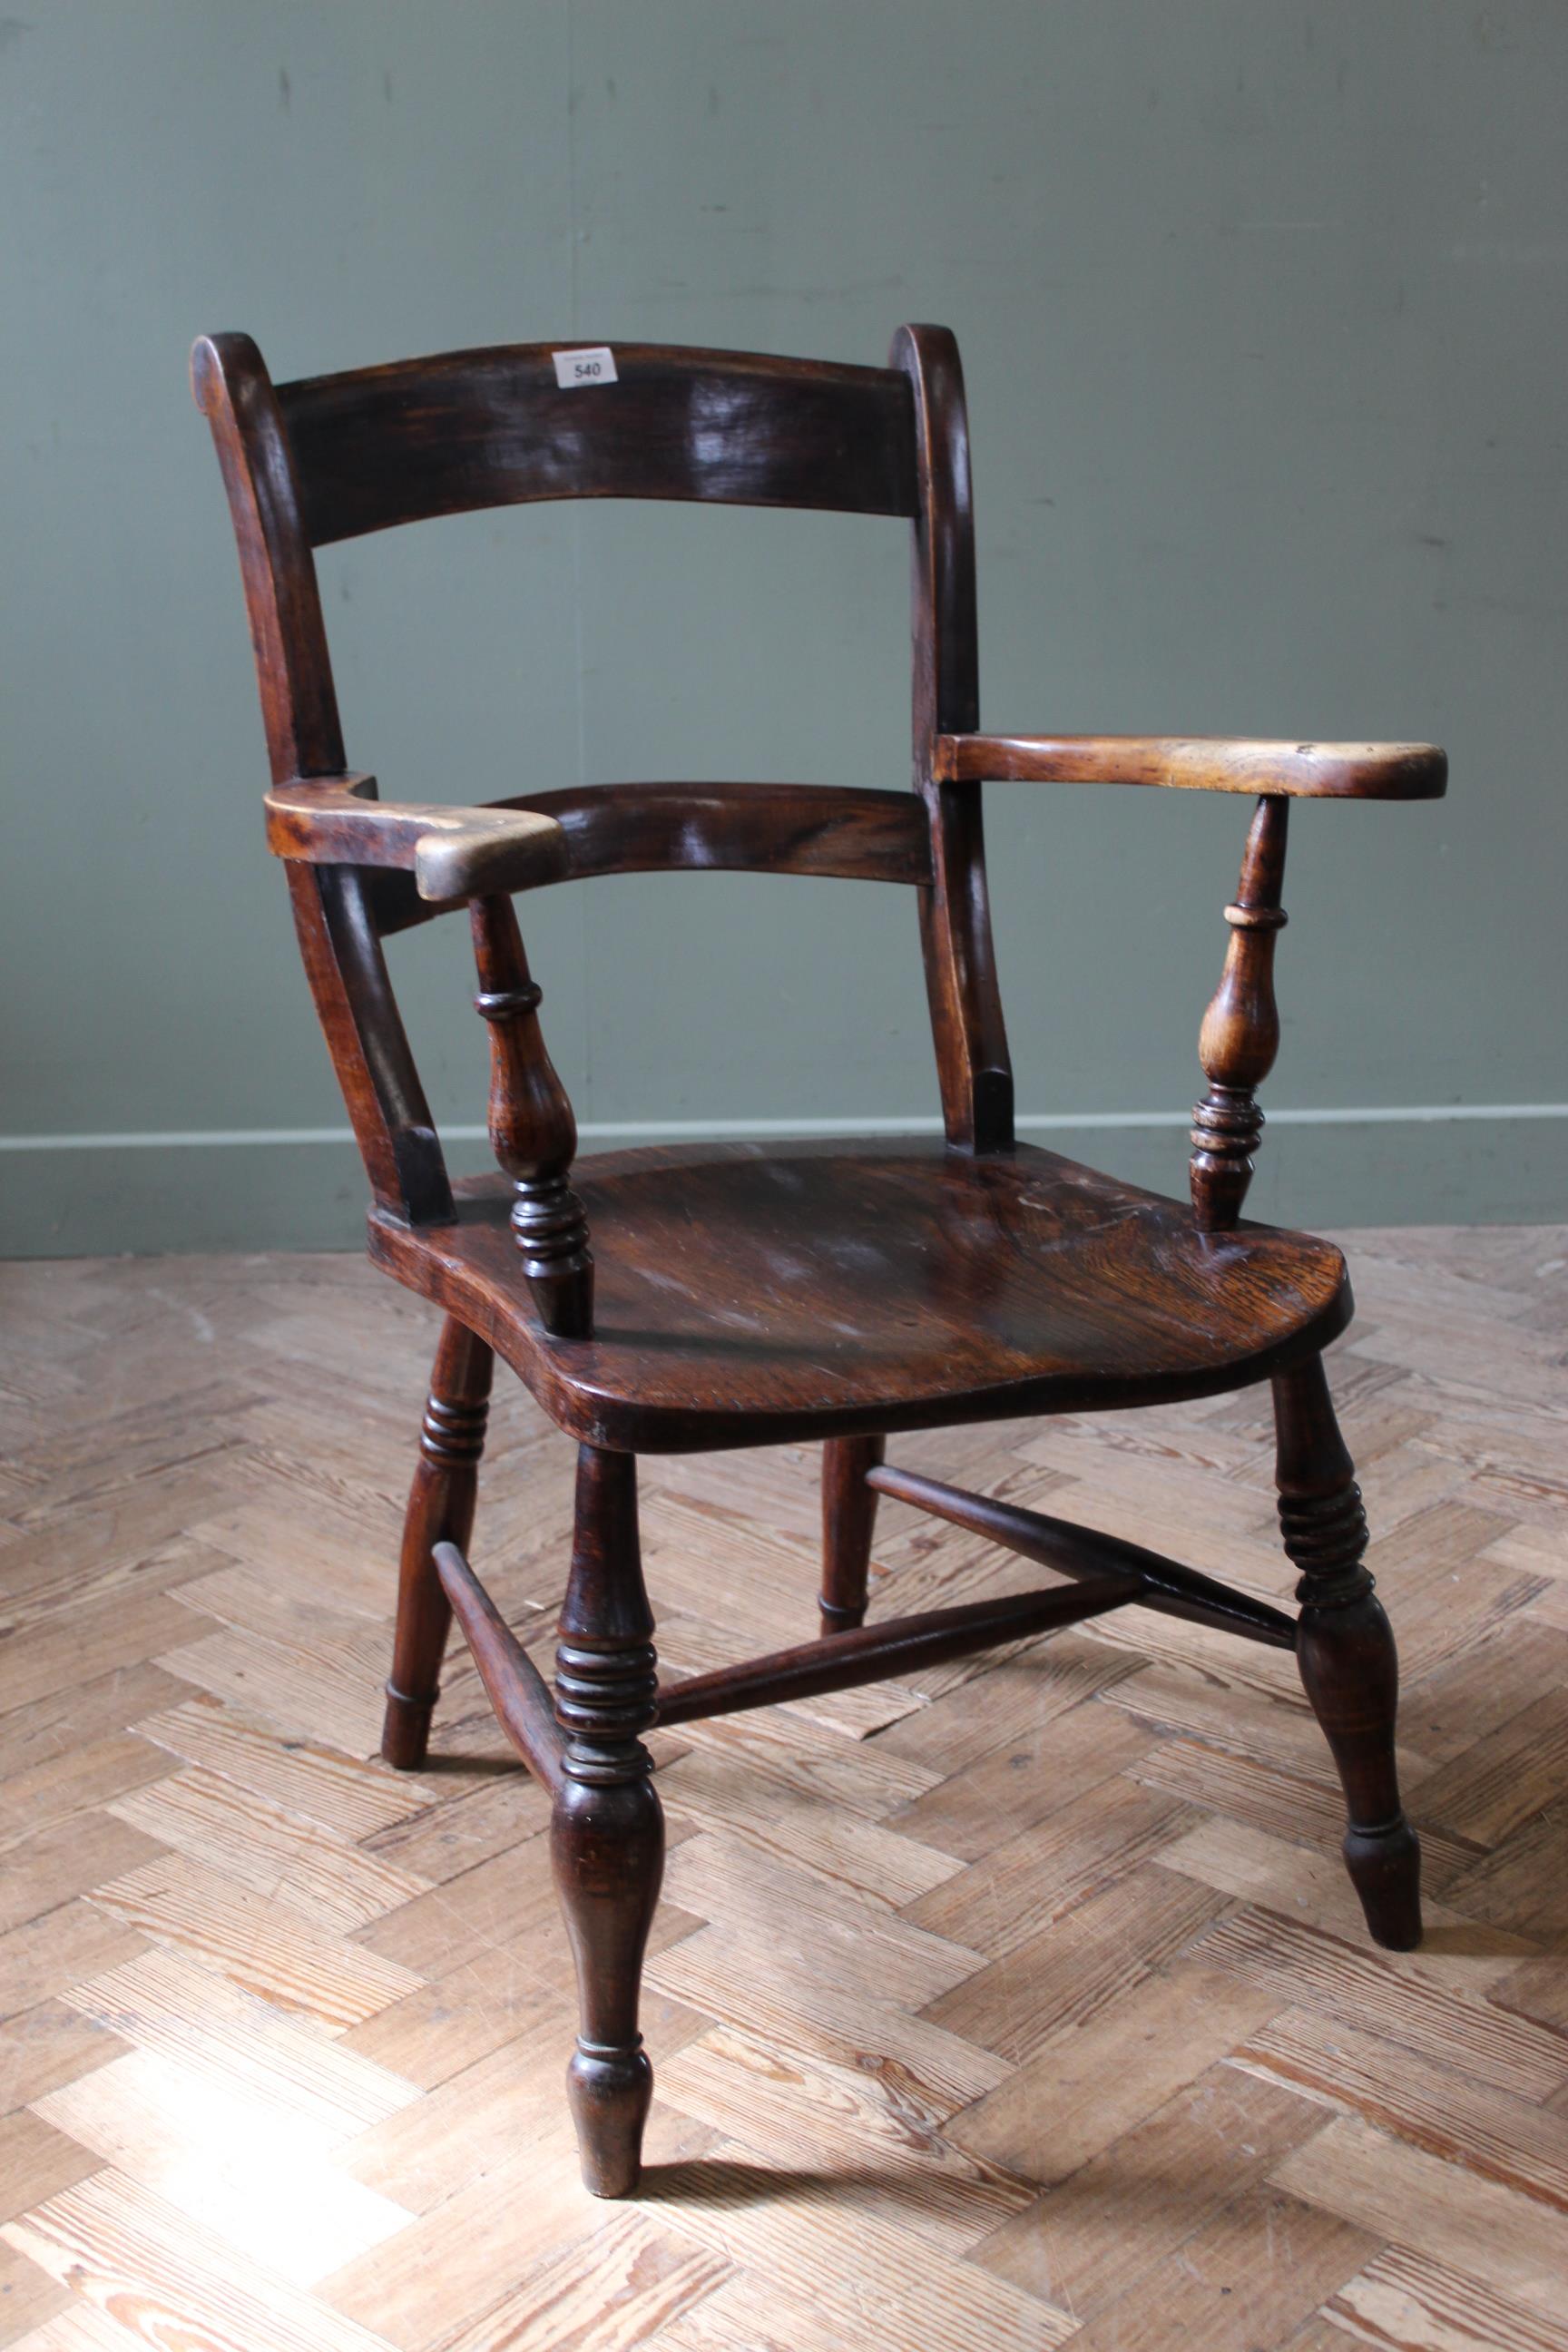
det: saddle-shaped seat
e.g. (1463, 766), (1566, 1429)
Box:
(370, 1141), (1352, 1451)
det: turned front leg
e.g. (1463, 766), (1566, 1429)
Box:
(383, 1318), (493, 1769)
(1191, 794), (1289, 1229)
(1274, 1355), (1422, 1950)
(552, 1445), (663, 2197)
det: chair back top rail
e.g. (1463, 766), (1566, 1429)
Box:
(277, 341), (918, 545)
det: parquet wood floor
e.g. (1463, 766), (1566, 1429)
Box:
(1, 1228), (1565, 2348)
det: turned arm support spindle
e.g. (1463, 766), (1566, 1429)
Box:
(1190, 794), (1289, 1230)
(469, 893), (593, 1338)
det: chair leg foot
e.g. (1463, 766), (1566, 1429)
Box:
(1274, 1357), (1423, 1953)
(382, 1318), (493, 1771)
(819, 1433), (885, 1638)
(1298, 1597), (1424, 1951)
(555, 1773), (662, 2197)
(565, 2040), (655, 2200)
(553, 1445), (662, 2198)
(381, 1683), (437, 1773)
(1342, 1812), (1424, 1952)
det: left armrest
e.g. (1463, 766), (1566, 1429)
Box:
(935, 734), (1446, 801)
(265, 775), (569, 901)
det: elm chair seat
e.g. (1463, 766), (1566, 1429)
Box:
(369, 1142), (1352, 1452)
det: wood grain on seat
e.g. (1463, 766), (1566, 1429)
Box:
(368, 1139), (1350, 1452)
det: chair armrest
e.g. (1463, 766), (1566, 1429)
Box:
(935, 734), (1447, 801)
(265, 775), (570, 900)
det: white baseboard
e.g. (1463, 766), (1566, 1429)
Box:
(3, 1105), (1568, 1152)
(2, 1103), (1566, 1152)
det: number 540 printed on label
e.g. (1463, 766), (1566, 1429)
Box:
(553, 347), (618, 388)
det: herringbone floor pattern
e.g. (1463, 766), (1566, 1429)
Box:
(1, 1230), (1566, 2348)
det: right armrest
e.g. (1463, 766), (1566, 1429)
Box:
(265, 775), (569, 901)
(935, 734), (1447, 800)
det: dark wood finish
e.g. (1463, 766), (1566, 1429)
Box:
(1191, 795), (1290, 1230)
(278, 343), (918, 544)
(381, 1317), (492, 1769)
(265, 775), (569, 903)
(193, 334), (451, 1227)
(657, 1575), (1142, 1727)
(432, 1542), (564, 1798)
(367, 780), (932, 939)
(551, 1446), (662, 2198)
(1273, 1355), (1422, 1951)
(469, 894), (593, 1340)
(196, 318), (1446, 2200)
(867, 1463), (1298, 1651)
(191, 333), (344, 781)
(270, 778), (928, 913)
(496, 781), (933, 893)
(891, 325), (1014, 1153)
(936, 732), (1447, 799)
(368, 1141), (1352, 1454)
(819, 1433), (885, 1634)
(287, 862), (456, 1227)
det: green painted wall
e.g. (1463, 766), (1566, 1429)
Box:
(4, 1), (1565, 1254)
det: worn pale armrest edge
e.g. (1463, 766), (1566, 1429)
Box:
(264, 776), (570, 898)
(935, 734), (1447, 800)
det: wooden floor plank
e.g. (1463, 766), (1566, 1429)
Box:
(0, 1906), (147, 2032)
(1232, 2008), (1568, 2213)
(0, 1594), (207, 1722)
(652, 2267), (894, 2352)
(1130, 1735), (1479, 1886)
(0, 2114), (101, 2230)
(975, 2063), (1325, 2318)
(0, 2007), (123, 2123)
(1051, 2184), (1377, 2352)
(105, 1769), (429, 1936)
(1194, 1906), (1568, 2100)
(33, 2052), (414, 2287)
(661, 1833), (982, 2011)
(647, 2141), (1079, 2352)
(903, 1778), (1197, 1956)
(656, 2024), (1035, 2249)
(318, 2145), (618, 2347)
(336, 1939), (578, 2093)
(945, 1957), (1284, 2187)
(1275, 2114), (1568, 2322)
(1323, 2243), (1568, 2352)
(1152, 1813), (1520, 1955)
(2, 1238), (1565, 2348)
(646, 1924), (1007, 2116)
(921, 1865), (1227, 2065)
(59, 1951), (420, 2142)
(86, 1855), (422, 2033)
(0, 2236), (73, 2348)
(0, 1818), (167, 1948)
(654, 1745), (962, 1911)
(132, 1694), (429, 1840)
(1, 2171), (400, 2352)
(429, 2210), (730, 2352)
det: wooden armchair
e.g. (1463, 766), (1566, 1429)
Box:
(193, 326), (1446, 2200)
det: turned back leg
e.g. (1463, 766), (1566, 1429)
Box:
(1273, 1355), (1422, 1950)
(552, 1445), (664, 2197)
(382, 1318), (493, 1770)
(820, 1434), (885, 1636)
